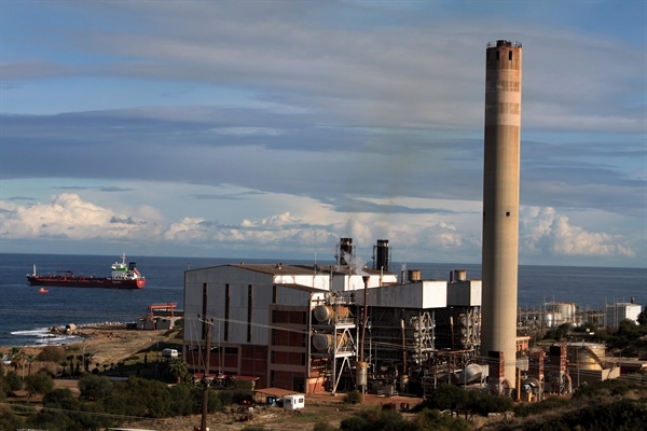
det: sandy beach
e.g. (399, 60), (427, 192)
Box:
(1, 325), (179, 369)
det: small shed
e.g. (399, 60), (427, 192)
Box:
(253, 387), (297, 404)
(283, 393), (305, 410)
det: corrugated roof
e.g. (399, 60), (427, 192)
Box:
(231, 263), (392, 277)
(254, 387), (299, 397)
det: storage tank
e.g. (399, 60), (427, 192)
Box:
(567, 342), (606, 371)
(313, 305), (351, 322)
(408, 270), (421, 282)
(356, 361), (368, 387)
(453, 269), (467, 282)
(398, 374), (409, 392)
(458, 363), (483, 384)
(312, 333), (349, 351)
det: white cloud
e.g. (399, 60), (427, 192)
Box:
(0, 193), (163, 240)
(520, 206), (635, 258)
(0, 192), (640, 265)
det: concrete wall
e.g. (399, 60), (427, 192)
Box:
(364, 281), (447, 309)
(447, 280), (482, 307)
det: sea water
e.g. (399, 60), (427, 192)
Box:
(1, 253), (645, 347)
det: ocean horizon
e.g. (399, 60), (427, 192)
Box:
(2, 252), (645, 347)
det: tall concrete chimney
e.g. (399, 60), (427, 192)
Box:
(481, 40), (522, 386)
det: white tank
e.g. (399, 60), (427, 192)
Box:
(458, 363), (483, 384)
(356, 361), (368, 386)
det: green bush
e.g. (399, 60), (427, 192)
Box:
(4, 371), (22, 393)
(343, 389), (363, 404)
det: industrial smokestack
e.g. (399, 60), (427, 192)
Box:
(337, 237), (354, 266)
(480, 40), (522, 387)
(372, 239), (390, 272)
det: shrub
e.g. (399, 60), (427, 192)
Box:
(217, 389), (234, 405)
(343, 389), (363, 404)
(4, 371), (22, 393)
(313, 421), (338, 431)
(36, 346), (66, 363)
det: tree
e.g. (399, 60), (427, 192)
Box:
(168, 359), (189, 383)
(3, 371), (23, 394)
(42, 388), (81, 411)
(66, 355), (75, 375)
(638, 308), (647, 326)
(0, 409), (25, 431)
(23, 372), (54, 401)
(9, 347), (26, 376)
(83, 352), (94, 372)
(25, 354), (37, 376)
(168, 384), (195, 416)
(60, 360), (69, 377)
(423, 384), (466, 415)
(124, 377), (173, 417)
(79, 374), (114, 401)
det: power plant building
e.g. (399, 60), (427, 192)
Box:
(180, 40), (635, 398)
(182, 239), (484, 394)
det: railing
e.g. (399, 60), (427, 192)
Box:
(487, 40), (522, 48)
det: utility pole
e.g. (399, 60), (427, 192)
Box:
(200, 281), (211, 431)
(201, 322), (211, 431)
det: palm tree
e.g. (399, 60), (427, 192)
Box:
(83, 352), (94, 372)
(168, 359), (189, 383)
(25, 354), (37, 376)
(66, 354), (78, 375)
(10, 347), (26, 377)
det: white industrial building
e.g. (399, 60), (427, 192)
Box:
(182, 238), (483, 394)
(605, 303), (642, 330)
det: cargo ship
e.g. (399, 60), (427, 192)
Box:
(26, 254), (146, 289)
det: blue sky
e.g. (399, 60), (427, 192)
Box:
(1, 1), (645, 267)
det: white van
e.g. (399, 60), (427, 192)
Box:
(283, 393), (305, 410)
(162, 348), (178, 359)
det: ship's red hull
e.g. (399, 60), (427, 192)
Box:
(27, 276), (145, 289)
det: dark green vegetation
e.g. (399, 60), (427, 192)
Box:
(487, 379), (647, 431)
(0, 370), (253, 431)
(1, 317), (646, 430)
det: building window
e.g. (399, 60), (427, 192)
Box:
(271, 351), (276, 363)
(301, 353), (306, 366)
(509, 51), (512, 61)
(272, 285), (277, 303)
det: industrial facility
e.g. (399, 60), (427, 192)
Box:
(181, 40), (645, 400)
(182, 237), (484, 395)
